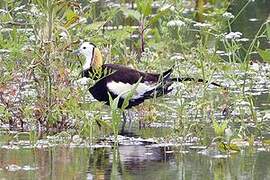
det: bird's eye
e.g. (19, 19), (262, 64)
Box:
(83, 47), (86, 49)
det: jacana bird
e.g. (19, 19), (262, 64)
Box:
(75, 42), (222, 133)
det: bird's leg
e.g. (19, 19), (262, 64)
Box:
(121, 111), (127, 134)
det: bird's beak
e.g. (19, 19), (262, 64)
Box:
(73, 49), (81, 56)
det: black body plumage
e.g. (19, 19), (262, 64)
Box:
(82, 64), (173, 109)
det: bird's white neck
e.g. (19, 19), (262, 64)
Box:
(83, 56), (92, 70)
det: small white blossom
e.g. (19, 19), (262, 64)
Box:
(193, 22), (212, 28)
(0, 49), (10, 53)
(224, 32), (242, 39)
(6, 164), (21, 172)
(22, 165), (39, 171)
(59, 31), (68, 40)
(222, 12), (235, 19)
(152, 1), (161, 8)
(160, 4), (175, 11)
(14, 5), (25, 11)
(0, 9), (8, 14)
(223, 52), (233, 56)
(30, 4), (42, 16)
(108, 2), (120, 8)
(77, 77), (89, 85)
(170, 53), (184, 60)
(131, 34), (139, 39)
(216, 50), (225, 54)
(170, 6), (175, 11)
(236, 38), (249, 42)
(250, 62), (260, 71)
(29, 35), (36, 42)
(167, 20), (185, 27)
(106, 26), (113, 30)
(78, 17), (87, 24)
(72, 135), (82, 143)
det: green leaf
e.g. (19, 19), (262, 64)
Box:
(87, 21), (106, 31)
(217, 142), (240, 152)
(121, 77), (142, 110)
(257, 48), (270, 62)
(217, 142), (228, 152)
(266, 22), (270, 41)
(64, 9), (79, 28)
(263, 139), (270, 145)
(95, 119), (113, 131)
(105, 27), (135, 42)
(148, 10), (168, 26)
(120, 8), (141, 21)
(248, 135), (255, 147)
(136, 0), (153, 17)
(213, 119), (228, 136)
(228, 143), (240, 152)
(221, 120), (228, 133)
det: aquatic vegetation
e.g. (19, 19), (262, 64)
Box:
(0, 1), (270, 173)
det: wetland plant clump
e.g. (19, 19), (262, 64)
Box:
(0, 0), (270, 152)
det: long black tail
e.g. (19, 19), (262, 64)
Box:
(171, 77), (224, 88)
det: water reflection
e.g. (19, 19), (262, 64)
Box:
(0, 145), (270, 179)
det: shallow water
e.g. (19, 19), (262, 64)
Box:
(0, 144), (270, 179)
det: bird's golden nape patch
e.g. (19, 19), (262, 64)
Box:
(91, 48), (103, 69)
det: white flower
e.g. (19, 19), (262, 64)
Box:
(72, 135), (82, 143)
(170, 6), (175, 11)
(250, 62), (260, 71)
(152, 1), (161, 8)
(30, 4), (42, 16)
(78, 17), (87, 24)
(216, 50), (225, 54)
(222, 12), (235, 19)
(108, 2), (120, 8)
(77, 77), (89, 85)
(0, 9), (8, 14)
(6, 164), (21, 172)
(170, 53), (184, 60)
(167, 20), (185, 27)
(131, 34), (139, 39)
(22, 165), (39, 171)
(160, 4), (175, 11)
(193, 22), (212, 28)
(224, 32), (242, 39)
(29, 35), (36, 41)
(59, 31), (68, 40)
(14, 5), (25, 11)
(236, 38), (249, 42)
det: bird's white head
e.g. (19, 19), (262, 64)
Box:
(75, 42), (103, 70)
(79, 42), (95, 58)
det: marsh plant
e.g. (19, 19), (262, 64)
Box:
(0, 0), (269, 151)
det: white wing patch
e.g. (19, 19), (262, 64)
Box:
(107, 81), (157, 99)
